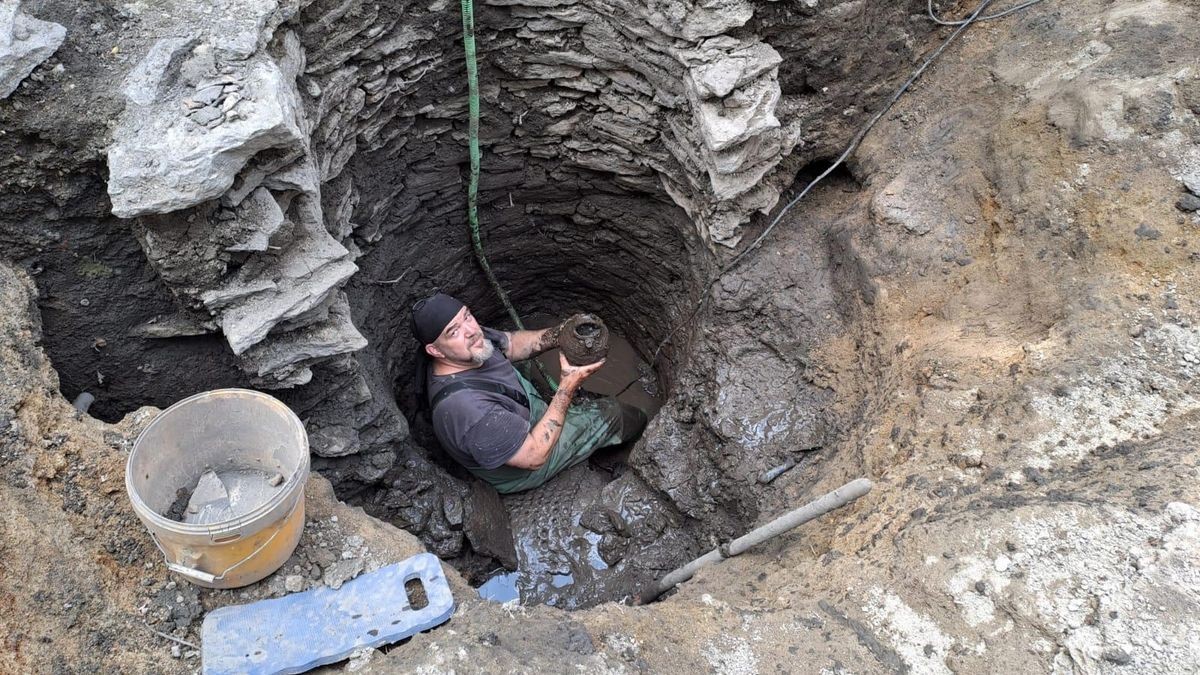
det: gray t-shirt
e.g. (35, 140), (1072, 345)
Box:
(428, 327), (531, 470)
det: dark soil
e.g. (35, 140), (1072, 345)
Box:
(165, 486), (192, 522)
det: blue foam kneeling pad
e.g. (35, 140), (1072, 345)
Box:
(201, 552), (455, 674)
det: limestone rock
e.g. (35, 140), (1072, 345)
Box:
(702, 129), (789, 200)
(681, 40), (781, 100)
(642, 0), (755, 41)
(222, 187), (286, 252)
(122, 37), (196, 107)
(0, 2), (66, 99)
(1183, 172), (1200, 197)
(321, 557), (364, 590)
(262, 157), (322, 193)
(106, 25), (367, 388)
(202, 221), (357, 355)
(108, 50), (305, 217)
(309, 423), (361, 459)
(691, 74), (780, 153)
(241, 293), (368, 387)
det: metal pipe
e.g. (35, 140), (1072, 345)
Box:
(653, 548), (724, 592)
(640, 478), (873, 603)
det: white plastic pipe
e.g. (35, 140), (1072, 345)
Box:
(643, 478), (873, 602)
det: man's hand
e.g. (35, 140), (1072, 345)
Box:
(559, 353), (605, 388)
(505, 354), (605, 471)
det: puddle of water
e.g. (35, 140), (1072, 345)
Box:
(477, 571), (519, 603)
(583, 530), (607, 571)
(477, 569), (579, 604)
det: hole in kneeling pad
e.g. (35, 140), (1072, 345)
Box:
(404, 578), (428, 610)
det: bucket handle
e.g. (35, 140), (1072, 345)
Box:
(152, 499), (300, 585)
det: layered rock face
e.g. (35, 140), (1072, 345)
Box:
(102, 0), (928, 387)
(107, 5), (361, 390)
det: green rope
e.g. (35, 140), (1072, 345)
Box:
(460, 0), (520, 329)
(459, 0), (558, 390)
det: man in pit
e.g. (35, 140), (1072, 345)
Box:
(412, 292), (647, 494)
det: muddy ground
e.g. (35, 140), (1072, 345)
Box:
(2, 0), (1200, 673)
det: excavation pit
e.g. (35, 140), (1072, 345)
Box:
(7, 0), (1197, 669)
(21, 0), (904, 613)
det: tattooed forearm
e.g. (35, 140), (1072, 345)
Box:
(510, 380), (578, 470)
(507, 339), (603, 470)
(533, 327), (559, 353)
(506, 325), (562, 360)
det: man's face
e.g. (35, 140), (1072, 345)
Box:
(426, 306), (493, 367)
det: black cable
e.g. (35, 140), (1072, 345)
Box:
(652, 0), (1046, 364)
(927, 0), (1046, 25)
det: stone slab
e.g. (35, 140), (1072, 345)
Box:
(0, 2), (66, 99)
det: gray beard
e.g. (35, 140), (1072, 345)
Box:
(468, 339), (494, 366)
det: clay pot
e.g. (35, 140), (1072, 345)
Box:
(558, 314), (609, 366)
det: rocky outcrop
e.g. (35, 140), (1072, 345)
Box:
(109, 39), (306, 218)
(107, 5), (365, 389)
(101, 0), (929, 394)
(0, 2), (65, 99)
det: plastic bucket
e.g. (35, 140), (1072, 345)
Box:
(125, 389), (309, 589)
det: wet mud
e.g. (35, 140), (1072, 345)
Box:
(478, 461), (698, 609)
(479, 463), (614, 608)
(472, 327), (697, 608)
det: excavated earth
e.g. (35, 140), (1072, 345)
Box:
(3, 0), (1200, 672)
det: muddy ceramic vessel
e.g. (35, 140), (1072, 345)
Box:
(558, 314), (610, 366)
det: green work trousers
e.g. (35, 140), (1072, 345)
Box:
(467, 366), (646, 494)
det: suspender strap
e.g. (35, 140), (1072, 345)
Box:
(430, 379), (530, 412)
